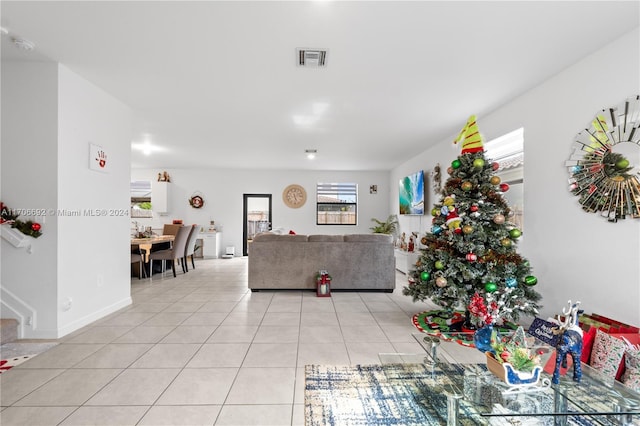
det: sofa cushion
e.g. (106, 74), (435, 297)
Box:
(344, 234), (393, 243)
(589, 329), (627, 379)
(308, 235), (344, 242)
(253, 233), (308, 242)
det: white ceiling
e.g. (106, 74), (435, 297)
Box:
(2, 1), (639, 171)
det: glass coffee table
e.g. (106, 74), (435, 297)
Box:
(379, 333), (640, 425)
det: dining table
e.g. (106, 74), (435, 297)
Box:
(131, 234), (175, 263)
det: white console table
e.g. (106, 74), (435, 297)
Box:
(394, 249), (421, 274)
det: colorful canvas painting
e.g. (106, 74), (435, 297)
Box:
(399, 170), (424, 215)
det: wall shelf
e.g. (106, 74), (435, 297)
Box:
(1, 225), (34, 252)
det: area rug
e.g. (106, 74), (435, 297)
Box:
(0, 354), (36, 374)
(305, 363), (603, 426)
(0, 342), (58, 374)
(305, 363), (486, 425)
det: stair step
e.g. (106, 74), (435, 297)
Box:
(0, 319), (19, 345)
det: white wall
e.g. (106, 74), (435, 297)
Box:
(1, 62), (60, 336)
(57, 65), (133, 336)
(1, 62), (133, 338)
(131, 168), (390, 255)
(391, 28), (640, 325)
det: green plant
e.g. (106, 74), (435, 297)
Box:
(490, 329), (540, 372)
(370, 215), (398, 235)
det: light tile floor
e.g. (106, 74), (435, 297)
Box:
(0, 257), (442, 426)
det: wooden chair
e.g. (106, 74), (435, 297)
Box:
(149, 225), (191, 277)
(162, 223), (182, 236)
(184, 224), (200, 272)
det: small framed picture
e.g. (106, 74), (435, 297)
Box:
(369, 185), (378, 194)
(89, 143), (108, 173)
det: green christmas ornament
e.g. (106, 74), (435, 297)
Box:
(473, 158), (485, 168)
(434, 260), (444, 270)
(485, 282), (497, 292)
(524, 275), (538, 286)
(616, 158), (630, 169)
(431, 208), (439, 217)
(420, 271), (431, 281)
(509, 228), (522, 239)
(451, 159), (461, 169)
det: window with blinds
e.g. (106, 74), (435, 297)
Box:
(316, 183), (358, 225)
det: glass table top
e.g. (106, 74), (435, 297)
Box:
(379, 332), (640, 425)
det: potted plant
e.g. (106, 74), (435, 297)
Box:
(370, 215), (398, 235)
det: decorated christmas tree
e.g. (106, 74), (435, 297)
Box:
(403, 115), (541, 327)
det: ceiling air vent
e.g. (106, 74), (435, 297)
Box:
(297, 48), (327, 67)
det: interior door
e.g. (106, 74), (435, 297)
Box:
(243, 194), (272, 256)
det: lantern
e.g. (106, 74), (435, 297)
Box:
(316, 270), (332, 297)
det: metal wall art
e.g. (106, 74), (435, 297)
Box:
(566, 95), (640, 222)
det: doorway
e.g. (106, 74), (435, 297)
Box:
(243, 194), (272, 256)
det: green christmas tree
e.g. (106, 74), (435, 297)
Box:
(403, 115), (541, 326)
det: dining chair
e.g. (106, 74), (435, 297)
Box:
(162, 223), (182, 236)
(131, 247), (146, 279)
(184, 224), (200, 272)
(149, 225), (191, 278)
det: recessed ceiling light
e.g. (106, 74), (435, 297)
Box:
(305, 149), (317, 159)
(132, 141), (163, 156)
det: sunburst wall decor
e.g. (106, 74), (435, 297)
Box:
(566, 95), (640, 222)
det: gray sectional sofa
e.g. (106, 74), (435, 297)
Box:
(248, 233), (395, 292)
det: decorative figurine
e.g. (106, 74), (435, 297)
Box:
(552, 300), (583, 384)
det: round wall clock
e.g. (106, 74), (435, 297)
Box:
(566, 95), (640, 222)
(283, 184), (307, 208)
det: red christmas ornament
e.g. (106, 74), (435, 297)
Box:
(466, 253), (477, 262)
(470, 205), (479, 212)
(500, 183), (510, 192)
(454, 228), (462, 234)
(31, 223), (41, 231)
(492, 162), (500, 171)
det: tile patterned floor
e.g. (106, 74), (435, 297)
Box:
(0, 257), (440, 425)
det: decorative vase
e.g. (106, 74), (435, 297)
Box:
(473, 323), (495, 353)
(486, 353), (542, 386)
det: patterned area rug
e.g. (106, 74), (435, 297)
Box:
(0, 354), (36, 374)
(305, 363), (486, 425)
(305, 364), (602, 426)
(0, 342), (58, 374)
